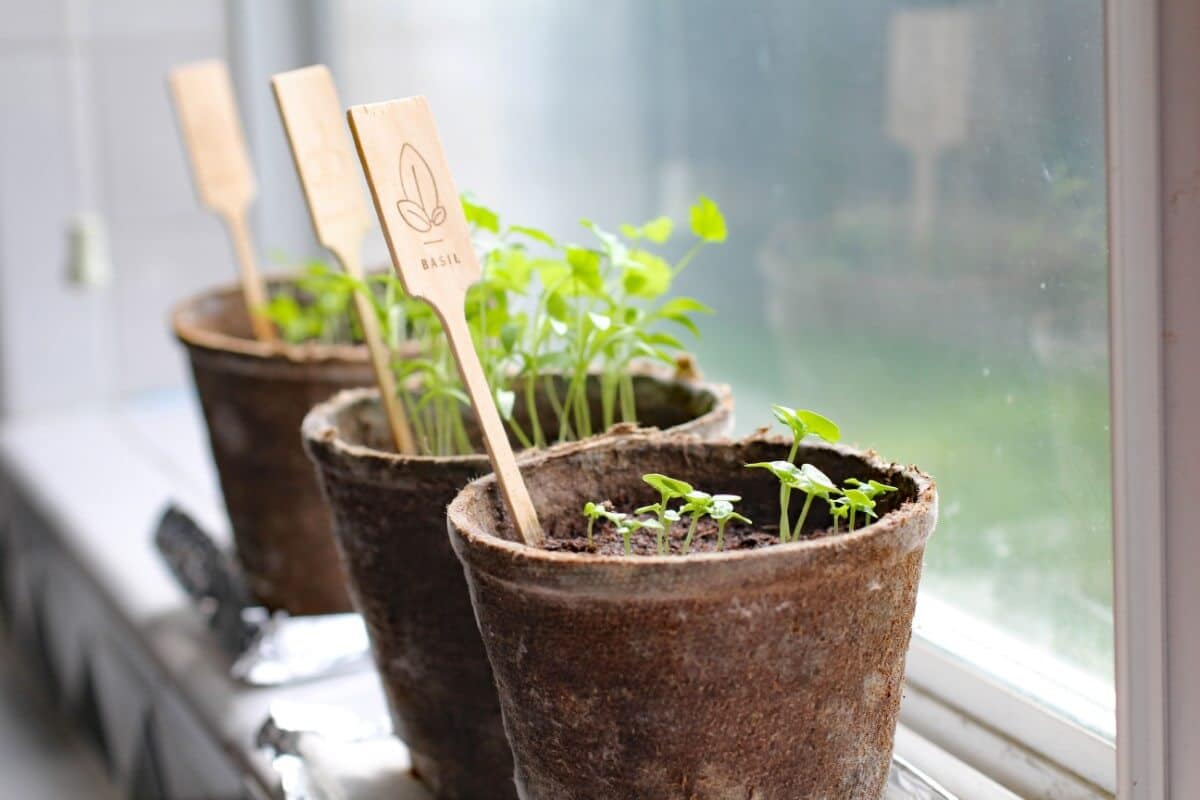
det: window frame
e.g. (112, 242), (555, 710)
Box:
(903, 1), (1198, 797)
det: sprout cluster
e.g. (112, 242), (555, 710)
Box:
(747, 405), (896, 541)
(265, 194), (727, 457)
(579, 405), (898, 556)
(583, 474), (750, 556)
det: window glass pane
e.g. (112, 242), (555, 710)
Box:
(332, 0), (1112, 722)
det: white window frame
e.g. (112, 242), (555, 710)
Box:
(901, 1), (1198, 797)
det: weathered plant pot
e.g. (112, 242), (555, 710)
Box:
(302, 375), (732, 800)
(447, 430), (937, 800)
(173, 278), (380, 615)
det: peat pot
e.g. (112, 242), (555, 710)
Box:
(302, 375), (732, 800)
(447, 430), (937, 800)
(173, 278), (379, 615)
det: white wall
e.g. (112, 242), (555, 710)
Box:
(0, 1), (231, 416)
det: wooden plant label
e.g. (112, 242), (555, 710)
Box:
(347, 96), (543, 546)
(271, 64), (417, 454)
(168, 59), (276, 341)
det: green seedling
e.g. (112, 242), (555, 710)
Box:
(582, 501), (627, 546)
(840, 479), (895, 532)
(747, 460), (841, 542)
(378, 193), (725, 456)
(794, 464), (840, 538)
(678, 491), (748, 554)
(679, 490), (712, 554)
(573, 407), (887, 558)
(771, 405), (840, 463)
(616, 517), (663, 556)
(262, 261), (394, 345)
(639, 473), (693, 551)
(744, 461), (801, 543)
(842, 489), (877, 532)
(709, 497), (751, 551)
(845, 478), (898, 500)
(266, 193), (725, 457)
(828, 496), (850, 535)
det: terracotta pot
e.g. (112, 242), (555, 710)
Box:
(173, 278), (380, 615)
(447, 430), (937, 800)
(302, 375), (732, 800)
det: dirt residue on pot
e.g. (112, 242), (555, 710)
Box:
(448, 430), (936, 800)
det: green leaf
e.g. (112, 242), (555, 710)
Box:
(619, 223), (640, 239)
(546, 292), (570, 322)
(794, 409), (840, 443)
(745, 460), (803, 485)
(581, 219), (625, 257)
(622, 250), (673, 298)
(661, 314), (701, 339)
(642, 473), (694, 498)
(709, 499), (735, 521)
(771, 405), (841, 444)
(509, 224), (556, 247)
(844, 489), (876, 511)
(644, 330), (685, 349)
(461, 194), (500, 233)
(633, 341), (677, 364)
(800, 463), (838, 494)
(689, 195), (727, 243)
(499, 321), (521, 353)
(587, 312), (611, 331)
(640, 216), (674, 244)
(494, 388), (515, 420)
(565, 246), (604, 294)
(845, 478), (898, 500)
(657, 297), (714, 318)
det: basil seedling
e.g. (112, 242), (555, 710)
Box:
(771, 405), (840, 463)
(582, 501), (627, 546)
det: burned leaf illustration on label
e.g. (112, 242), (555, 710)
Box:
(396, 143), (446, 233)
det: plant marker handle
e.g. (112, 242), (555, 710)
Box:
(347, 96), (543, 547)
(439, 307), (543, 543)
(168, 60), (276, 342)
(221, 209), (275, 342)
(270, 65), (417, 454)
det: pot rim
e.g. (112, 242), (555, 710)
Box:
(171, 273), (370, 364)
(446, 429), (937, 592)
(301, 372), (735, 479)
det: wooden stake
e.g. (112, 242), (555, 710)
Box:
(168, 59), (276, 342)
(347, 96), (543, 547)
(270, 65), (417, 455)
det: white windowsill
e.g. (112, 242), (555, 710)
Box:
(0, 392), (1096, 798)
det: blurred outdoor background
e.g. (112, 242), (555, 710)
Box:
(0, 0), (1111, 702)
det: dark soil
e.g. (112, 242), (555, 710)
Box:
(543, 504), (841, 557)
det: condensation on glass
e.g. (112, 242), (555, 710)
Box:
(330, 0), (1113, 718)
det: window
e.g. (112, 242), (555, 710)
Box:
(312, 0), (1114, 758)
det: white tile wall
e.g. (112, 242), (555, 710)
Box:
(0, 48), (110, 415)
(0, 0), (230, 416)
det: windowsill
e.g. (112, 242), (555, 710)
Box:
(0, 392), (1066, 798)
